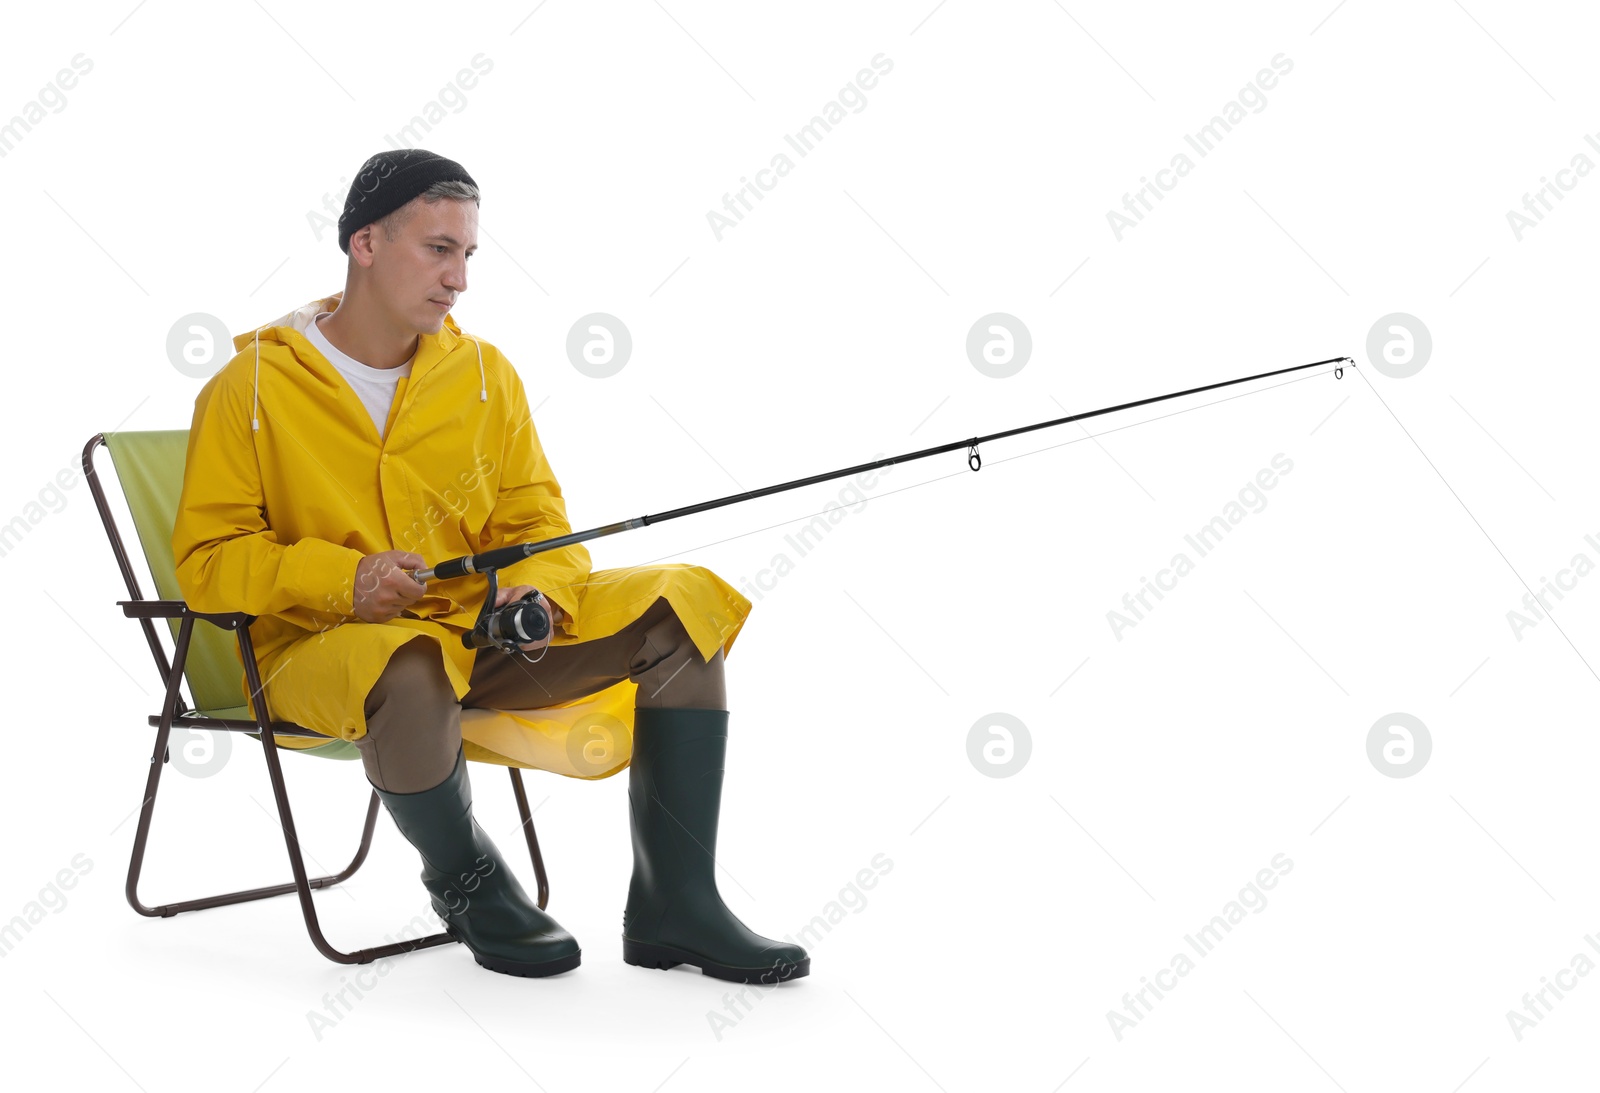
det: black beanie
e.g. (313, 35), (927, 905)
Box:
(338, 149), (478, 255)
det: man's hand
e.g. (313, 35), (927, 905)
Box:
(353, 550), (428, 623)
(495, 584), (568, 653)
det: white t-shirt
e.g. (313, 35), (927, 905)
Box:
(305, 313), (413, 439)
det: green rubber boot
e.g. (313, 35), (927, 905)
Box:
(623, 707), (809, 983)
(374, 746), (580, 977)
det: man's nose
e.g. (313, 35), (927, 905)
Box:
(443, 254), (468, 293)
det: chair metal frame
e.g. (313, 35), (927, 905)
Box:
(84, 432), (551, 965)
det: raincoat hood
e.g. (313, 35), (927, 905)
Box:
(235, 290), (487, 431)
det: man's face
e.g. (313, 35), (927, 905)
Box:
(368, 196), (478, 334)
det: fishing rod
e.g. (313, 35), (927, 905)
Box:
(422, 353), (1352, 650)
(415, 353), (1350, 589)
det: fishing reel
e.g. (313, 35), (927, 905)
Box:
(463, 567), (553, 656)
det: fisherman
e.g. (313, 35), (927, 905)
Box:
(171, 148), (808, 983)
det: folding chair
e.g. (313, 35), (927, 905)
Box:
(84, 429), (553, 965)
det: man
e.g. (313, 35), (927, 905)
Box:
(172, 149), (808, 983)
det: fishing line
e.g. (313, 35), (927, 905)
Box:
(1350, 365), (1600, 685)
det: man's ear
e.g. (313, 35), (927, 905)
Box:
(349, 224), (379, 269)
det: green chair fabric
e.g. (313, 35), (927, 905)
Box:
(102, 430), (354, 761)
(201, 706), (360, 761)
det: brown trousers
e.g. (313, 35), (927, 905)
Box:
(355, 597), (726, 792)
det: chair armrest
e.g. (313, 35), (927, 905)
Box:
(118, 600), (255, 629)
(118, 599), (184, 618)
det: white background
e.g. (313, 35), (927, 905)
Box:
(3, 1), (1597, 1089)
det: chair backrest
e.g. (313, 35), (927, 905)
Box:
(98, 430), (244, 714)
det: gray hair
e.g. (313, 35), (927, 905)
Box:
(376, 178), (481, 242)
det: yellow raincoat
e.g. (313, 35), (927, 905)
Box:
(171, 291), (751, 777)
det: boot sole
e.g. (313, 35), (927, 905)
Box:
(623, 937), (809, 983)
(443, 925), (582, 978)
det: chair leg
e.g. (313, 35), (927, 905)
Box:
(124, 746), (383, 916)
(508, 767), (550, 910)
(125, 614), (379, 917)
(235, 627), (460, 966)
(126, 614), (455, 964)
(253, 725), (457, 964)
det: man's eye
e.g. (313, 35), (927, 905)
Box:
(433, 245), (448, 254)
